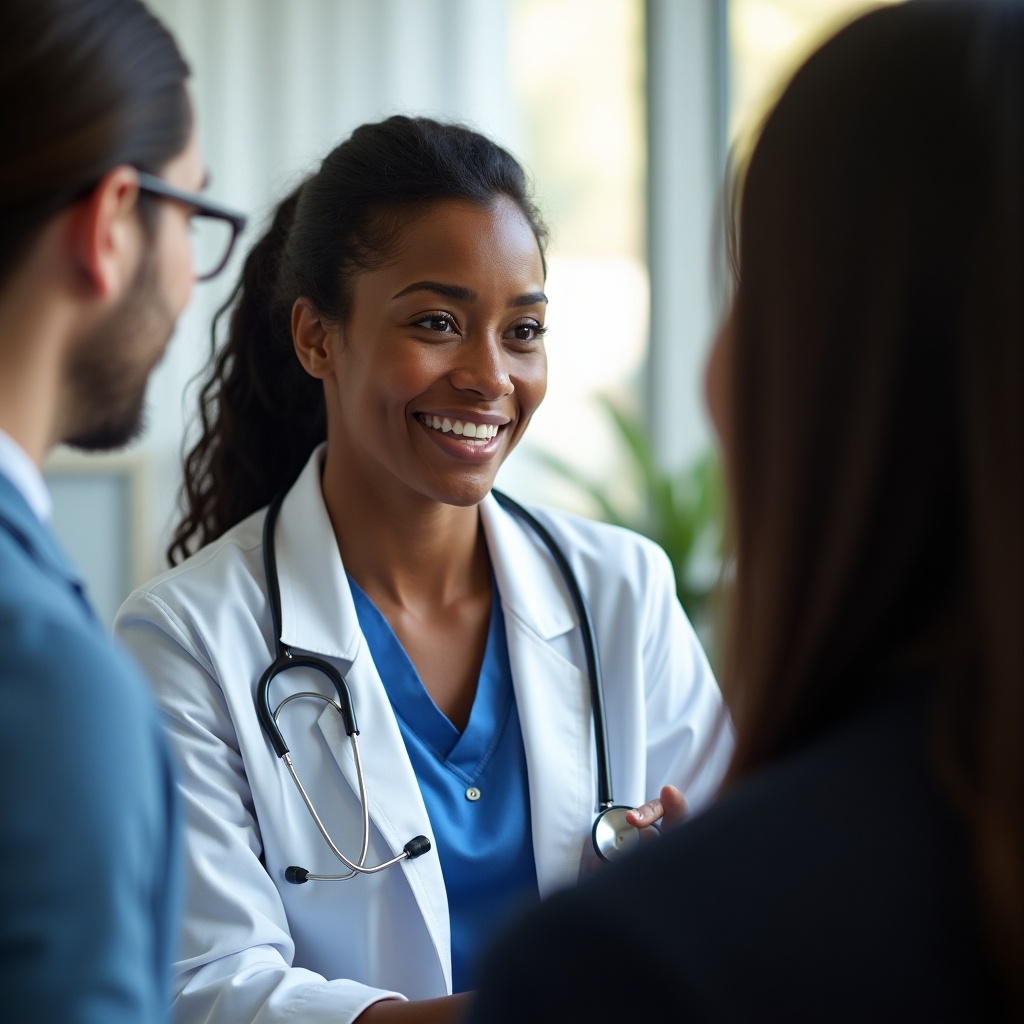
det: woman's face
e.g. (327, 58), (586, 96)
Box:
(321, 195), (548, 507)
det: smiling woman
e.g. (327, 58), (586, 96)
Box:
(113, 116), (733, 1024)
(297, 196), (549, 519)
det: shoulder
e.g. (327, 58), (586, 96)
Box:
(0, 532), (152, 725)
(1, 591), (169, 778)
(114, 508), (276, 696)
(0, 493), (166, 762)
(119, 507), (266, 626)
(517, 500), (665, 558)
(0, 512), (78, 621)
(137, 505), (265, 595)
(493, 496), (675, 590)
(131, 444), (327, 621)
(0, 559), (176, 879)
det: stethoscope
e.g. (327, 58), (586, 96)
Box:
(257, 488), (646, 885)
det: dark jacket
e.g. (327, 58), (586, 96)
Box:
(468, 680), (1007, 1022)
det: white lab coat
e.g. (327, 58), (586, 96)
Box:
(116, 447), (732, 1024)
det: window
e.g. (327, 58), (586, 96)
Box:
(500, 0), (647, 510)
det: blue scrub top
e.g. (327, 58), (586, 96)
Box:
(348, 576), (540, 992)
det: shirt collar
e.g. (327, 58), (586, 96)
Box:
(0, 428), (51, 522)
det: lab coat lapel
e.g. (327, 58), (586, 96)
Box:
(274, 449), (362, 662)
(315, 647), (453, 991)
(271, 451), (452, 989)
(481, 495), (596, 897)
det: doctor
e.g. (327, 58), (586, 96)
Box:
(116, 115), (731, 1024)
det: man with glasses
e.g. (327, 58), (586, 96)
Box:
(0, 1), (245, 1020)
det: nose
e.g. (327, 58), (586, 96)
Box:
(450, 335), (514, 399)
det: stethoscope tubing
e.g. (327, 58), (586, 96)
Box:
(257, 487), (623, 879)
(257, 493), (360, 758)
(258, 490), (431, 881)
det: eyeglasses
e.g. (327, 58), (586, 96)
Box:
(135, 171), (248, 282)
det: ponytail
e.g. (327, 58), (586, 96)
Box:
(167, 184), (326, 564)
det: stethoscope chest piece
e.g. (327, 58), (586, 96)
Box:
(592, 805), (647, 863)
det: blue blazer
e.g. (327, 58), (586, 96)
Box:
(0, 474), (180, 1023)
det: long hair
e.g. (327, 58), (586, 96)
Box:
(719, 1), (1022, 1008)
(0, 0), (191, 288)
(168, 115), (548, 564)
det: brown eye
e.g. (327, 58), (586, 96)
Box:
(412, 314), (457, 334)
(508, 321), (547, 344)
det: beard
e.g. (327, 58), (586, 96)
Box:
(63, 250), (176, 452)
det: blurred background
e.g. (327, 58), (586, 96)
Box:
(45, 0), (896, 634)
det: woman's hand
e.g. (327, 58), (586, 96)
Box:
(579, 785), (689, 877)
(625, 784), (688, 833)
(355, 993), (471, 1023)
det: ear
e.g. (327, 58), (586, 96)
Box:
(292, 298), (338, 379)
(69, 166), (144, 299)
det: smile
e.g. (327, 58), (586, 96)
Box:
(418, 414), (501, 442)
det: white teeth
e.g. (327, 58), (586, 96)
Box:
(422, 416), (500, 440)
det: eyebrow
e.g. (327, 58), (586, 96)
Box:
(391, 280), (548, 306)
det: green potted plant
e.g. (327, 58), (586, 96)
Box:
(531, 396), (724, 645)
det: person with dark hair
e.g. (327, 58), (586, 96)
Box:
(466, 2), (1023, 1021)
(0, 0), (246, 1020)
(114, 114), (732, 1024)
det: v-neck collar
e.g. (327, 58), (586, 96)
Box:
(347, 574), (513, 779)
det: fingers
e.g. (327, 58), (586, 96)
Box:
(625, 800), (661, 828)
(583, 787), (690, 878)
(624, 786), (689, 832)
(659, 785), (688, 829)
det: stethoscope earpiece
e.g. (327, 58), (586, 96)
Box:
(285, 836), (431, 885)
(403, 835), (433, 859)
